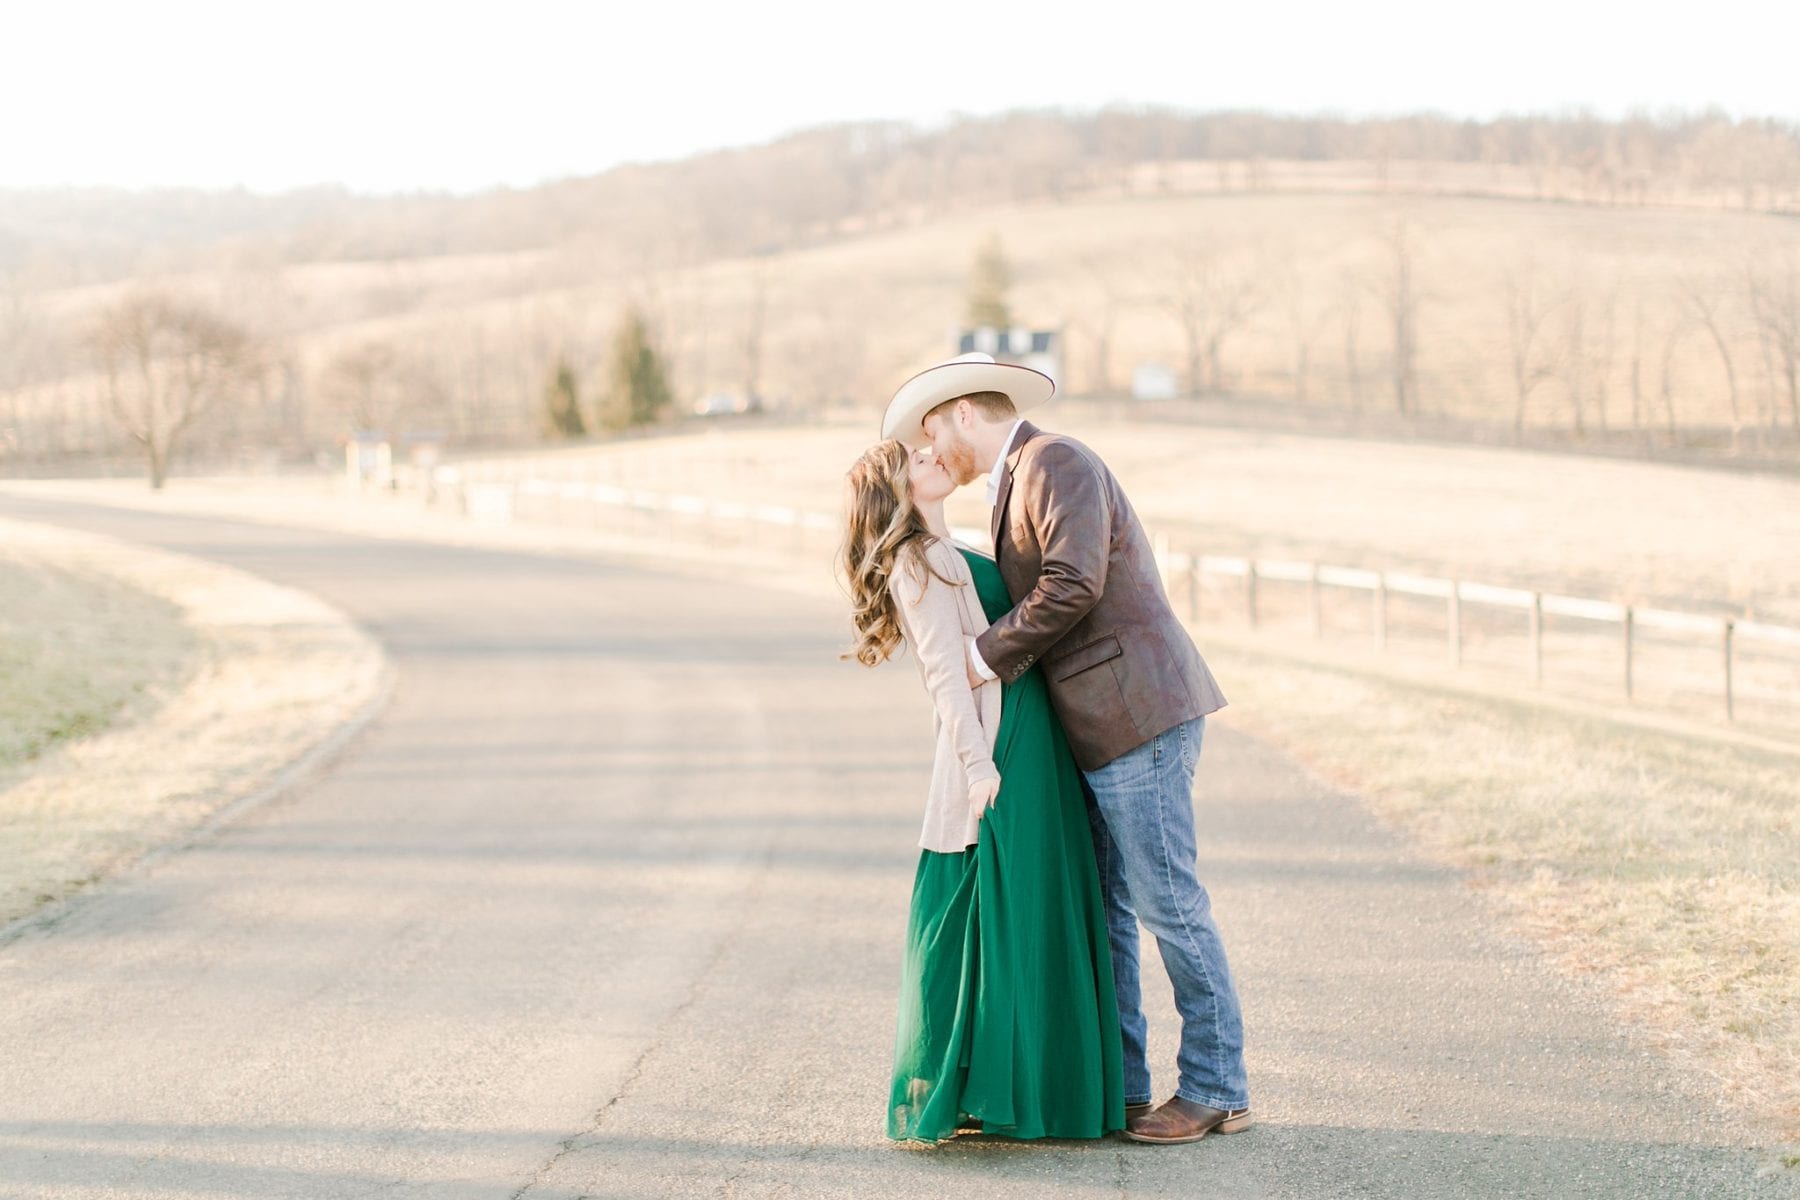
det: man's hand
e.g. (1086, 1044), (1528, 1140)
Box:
(968, 777), (1000, 816)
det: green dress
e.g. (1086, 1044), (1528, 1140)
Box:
(886, 547), (1125, 1143)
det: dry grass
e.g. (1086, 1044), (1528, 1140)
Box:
(0, 536), (194, 769)
(0, 516), (388, 927)
(468, 414), (1800, 625)
(521, 189), (1797, 436)
(14, 184), (1798, 450)
(1206, 636), (1800, 1141)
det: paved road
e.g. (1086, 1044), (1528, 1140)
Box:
(0, 495), (1785, 1199)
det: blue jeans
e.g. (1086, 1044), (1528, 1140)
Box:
(1082, 716), (1248, 1110)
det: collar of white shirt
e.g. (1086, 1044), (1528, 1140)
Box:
(984, 419), (1026, 506)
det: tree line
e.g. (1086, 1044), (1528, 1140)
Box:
(4, 106), (1800, 485)
(1059, 215), (1800, 445)
(5, 107), (1796, 286)
(16, 207), (1795, 490)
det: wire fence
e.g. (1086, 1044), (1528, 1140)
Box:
(424, 459), (1800, 741)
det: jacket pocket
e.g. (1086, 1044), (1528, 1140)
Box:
(1048, 633), (1123, 681)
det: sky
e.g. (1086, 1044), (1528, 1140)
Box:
(6, 0), (1797, 196)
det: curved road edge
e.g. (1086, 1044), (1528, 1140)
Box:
(0, 513), (395, 948)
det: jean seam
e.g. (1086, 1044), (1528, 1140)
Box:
(1174, 1086), (1244, 1110)
(1155, 750), (1233, 1104)
(1095, 803), (1143, 1098)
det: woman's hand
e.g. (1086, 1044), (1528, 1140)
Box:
(968, 777), (1000, 816)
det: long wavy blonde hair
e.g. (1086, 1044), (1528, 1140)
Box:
(840, 439), (957, 667)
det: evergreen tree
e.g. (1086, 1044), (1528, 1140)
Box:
(605, 305), (673, 429)
(966, 232), (1013, 330)
(541, 357), (587, 438)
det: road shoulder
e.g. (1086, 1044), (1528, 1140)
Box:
(0, 513), (391, 941)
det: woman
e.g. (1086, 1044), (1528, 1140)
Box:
(841, 438), (1124, 1144)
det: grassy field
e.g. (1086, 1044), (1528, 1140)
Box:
(0, 534), (194, 772)
(465, 413), (1800, 625)
(0, 517), (387, 928)
(12, 182), (1799, 456)
(431, 188), (1798, 436)
(1205, 635), (1799, 1143)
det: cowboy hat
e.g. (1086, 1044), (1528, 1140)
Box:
(881, 352), (1054, 447)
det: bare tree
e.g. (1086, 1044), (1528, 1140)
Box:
(786, 299), (869, 412)
(1563, 278), (1620, 434)
(0, 276), (49, 461)
(1372, 215), (1421, 415)
(1657, 319), (1692, 439)
(1158, 238), (1261, 394)
(267, 352), (310, 454)
(87, 292), (256, 489)
(1072, 254), (1129, 395)
(325, 340), (404, 433)
(1337, 274), (1368, 411)
(1626, 296), (1650, 435)
(1503, 263), (1563, 436)
(1556, 276), (1623, 436)
(1677, 271), (1743, 437)
(1276, 242), (1332, 402)
(742, 264), (770, 402)
(1744, 245), (1800, 429)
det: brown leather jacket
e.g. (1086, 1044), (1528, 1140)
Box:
(974, 421), (1227, 770)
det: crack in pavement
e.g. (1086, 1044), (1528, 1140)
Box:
(509, 842), (778, 1200)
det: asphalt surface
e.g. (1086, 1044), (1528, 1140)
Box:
(0, 494), (1786, 1199)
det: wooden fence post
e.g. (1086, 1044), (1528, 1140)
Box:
(1187, 558), (1201, 623)
(1245, 563), (1260, 629)
(1448, 583), (1462, 668)
(1723, 620), (1735, 721)
(1622, 606), (1635, 701)
(1373, 575), (1387, 652)
(1309, 563), (1323, 639)
(1529, 593), (1543, 685)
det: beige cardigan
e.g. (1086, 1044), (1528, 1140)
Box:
(890, 538), (1003, 853)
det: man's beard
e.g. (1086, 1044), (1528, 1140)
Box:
(943, 433), (982, 485)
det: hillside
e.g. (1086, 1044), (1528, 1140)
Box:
(3, 109), (1798, 468)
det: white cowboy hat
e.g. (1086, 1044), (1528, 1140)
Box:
(881, 352), (1054, 447)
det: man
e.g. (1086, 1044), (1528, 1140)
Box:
(882, 352), (1249, 1145)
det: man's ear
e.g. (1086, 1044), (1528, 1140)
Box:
(956, 398), (974, 430)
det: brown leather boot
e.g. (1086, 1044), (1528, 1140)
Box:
(1123, 1096), (1253, 1144)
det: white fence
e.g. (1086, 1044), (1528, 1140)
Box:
(431, 463), (1800, 735)
(1156, 548), (1797, 724)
